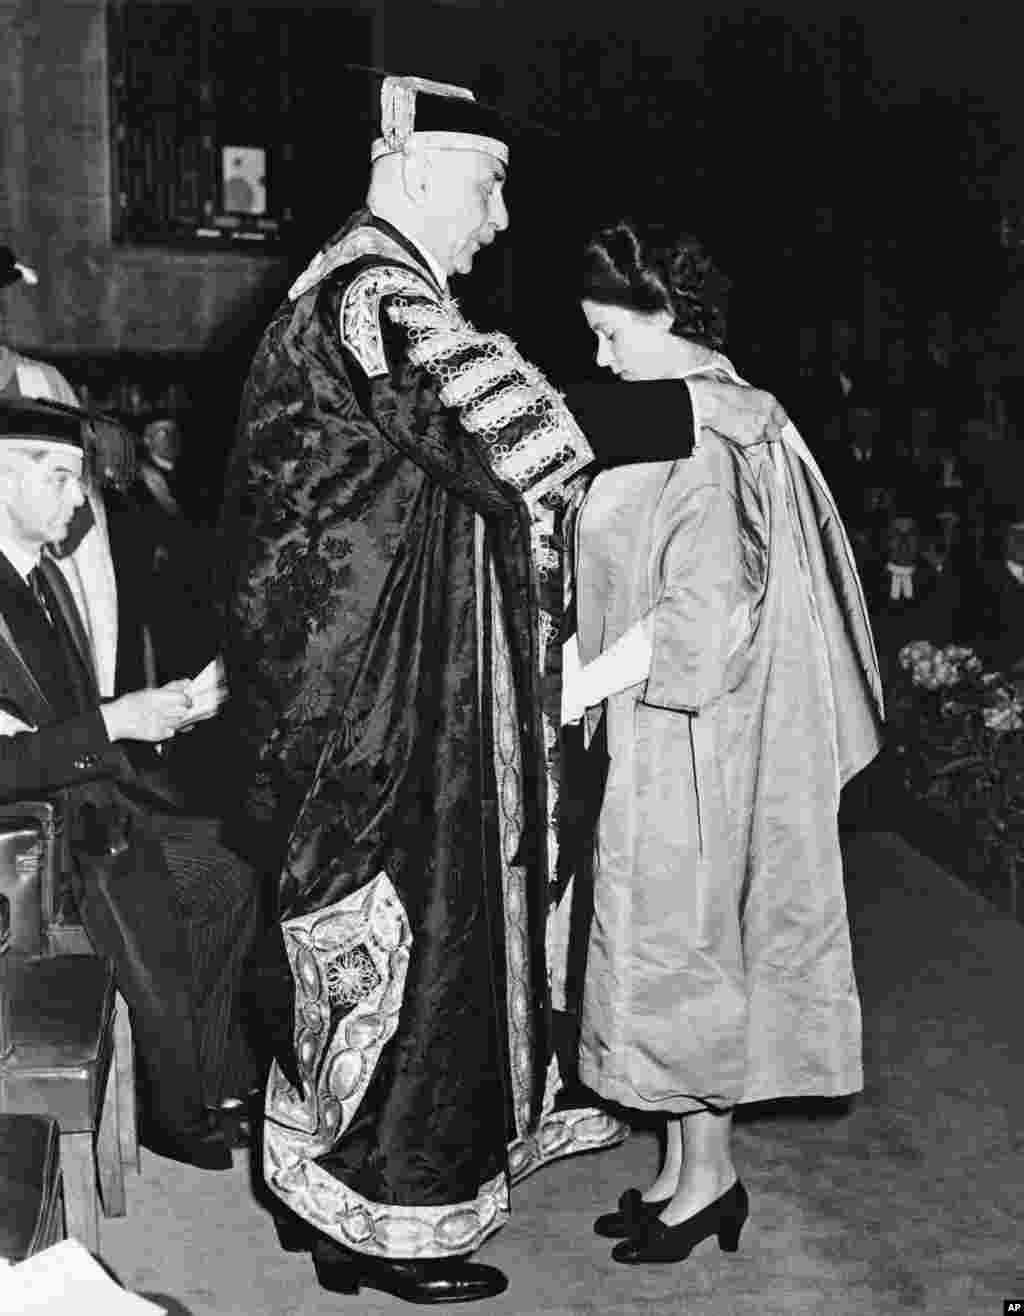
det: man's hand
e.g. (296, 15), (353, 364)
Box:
(688, 377), (788, 447)
(100, 680), (194, 744)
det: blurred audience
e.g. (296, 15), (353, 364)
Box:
(138, 417), (185, 518)
(782, 302), (1023, 719)
(821, 316), (876, 420)
(863, 502), (961, 687)
(966, 517), (1024, 676)
(131, 417), (217, 688)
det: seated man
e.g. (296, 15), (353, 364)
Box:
(0, 396), (259, 1169)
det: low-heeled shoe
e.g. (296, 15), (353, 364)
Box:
(611, 1180), (749, 1264)
(594, 1187), (672, 1238)
(312, 1240), (508, 1304)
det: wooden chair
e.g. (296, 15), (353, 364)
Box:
(0, 956), (120, 1252)
(0, 1112), (64, 1262)
(0, 798), (138, 1174)
(0, 803), (128, 1253)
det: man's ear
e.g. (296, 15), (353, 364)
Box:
(400, 146), (432, 205)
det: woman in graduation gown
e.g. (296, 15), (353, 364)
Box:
(563, 220), (884, 1265)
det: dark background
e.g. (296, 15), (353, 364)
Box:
(2, 1), (1022, 489)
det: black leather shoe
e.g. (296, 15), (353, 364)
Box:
(141, 1118), (232, 1171)
(211, 1098), (253, 1150)
(611, 1180), (749, 1264)
(595, 1187), (672, 1238)
(272, 1209), (316, 1254)
(312, 1240), (508, 1304)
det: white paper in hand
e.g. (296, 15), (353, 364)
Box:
(178, 656), (228, 729)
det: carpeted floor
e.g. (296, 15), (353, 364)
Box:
(98, 831), (1024, 1315)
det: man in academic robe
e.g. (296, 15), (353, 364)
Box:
(220, 72), (785, 1304)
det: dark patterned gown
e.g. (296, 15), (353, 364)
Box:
(219, 212), (624, 1260)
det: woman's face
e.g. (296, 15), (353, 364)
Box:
(581, 301), (678, 381)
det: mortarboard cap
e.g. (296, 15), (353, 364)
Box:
(352, 68), (512, 167)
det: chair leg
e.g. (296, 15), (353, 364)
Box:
(96, 1045), (126, 1219)
(60, 1130), (99, 1253)
(114, 993), (139, 1172)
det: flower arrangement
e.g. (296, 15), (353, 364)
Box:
(898, 640), (982, 692)
(890, 641), (1024, 916)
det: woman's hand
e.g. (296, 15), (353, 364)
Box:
(689, 377), (787, 446)
(100, 681), (194, 744)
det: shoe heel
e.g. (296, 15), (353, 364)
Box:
(311, 1248), (362, 1295)
(273, 1210), (315, 1253)
(717, 1217), (744, 1252)
(321, 1267), (360, 1295)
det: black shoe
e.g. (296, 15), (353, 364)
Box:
(140, 1115), (232, 1171)
(611, 1180), (749, 1264)
(272, 1209), (316, 1254)
(211, 1098), (253, 1150)
(312, 1240), (508, 1304)
(594, 1187), (672, 1238)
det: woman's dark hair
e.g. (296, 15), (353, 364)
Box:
(581, 219), (731, 351)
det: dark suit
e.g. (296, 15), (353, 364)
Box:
(0, 553), (120, 792)
(0, 547), (257, 1141)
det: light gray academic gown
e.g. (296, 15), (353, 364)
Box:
(576, 369), (883, 1112)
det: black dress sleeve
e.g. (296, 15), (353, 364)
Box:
(563, 380), (696, 467)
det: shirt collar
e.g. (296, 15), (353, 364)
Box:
(372, 214), (448, 291)
(0, 533), (42, 583)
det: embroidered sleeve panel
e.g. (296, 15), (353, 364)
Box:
(338, 265), (442, 379)
(387, 297), (594, 507)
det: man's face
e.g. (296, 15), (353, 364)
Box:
(3, 446), (86, 549)
(427, 149), (508, 276)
